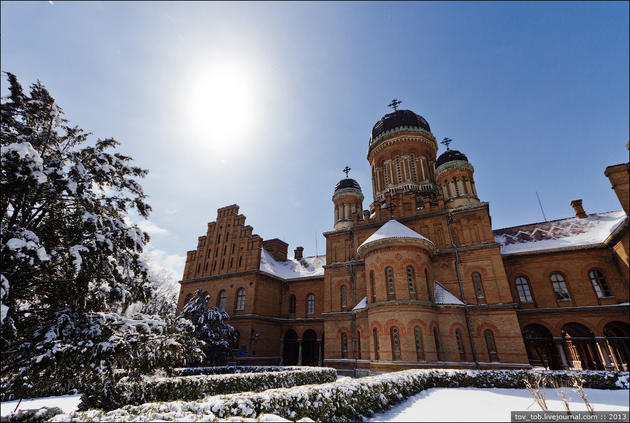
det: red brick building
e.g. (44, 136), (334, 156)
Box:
(178, 108), (629, 373)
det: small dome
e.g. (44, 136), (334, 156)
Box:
(371, 109), (431, 140)
(436, 149), (468, 168)
(334, 178), (362, 193)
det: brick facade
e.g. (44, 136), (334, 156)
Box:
(178, 109), (629, 373)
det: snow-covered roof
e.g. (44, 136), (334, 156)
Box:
(359, 219), (433, 249)
(493, 211), (626, 255)
(352, 297), (367, 311)
(259, 248), (325, 280)
(434, 281), (464, 305)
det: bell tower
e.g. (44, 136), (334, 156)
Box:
(435, 138), (480, 208)
(332, 166), (364, 230)
(367, 100), (439, 211)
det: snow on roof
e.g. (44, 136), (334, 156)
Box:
(352, 296), (367, 311)
(493, 210), (627, 255)
(359, 219), (432, 249)
(259, 248), (325, 280)
(434, 281), (464, 305)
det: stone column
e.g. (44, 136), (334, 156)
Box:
(457, 179), (465, 196)
(465, 179), (473, 195)
(279, 337), (285, 365)
(555, 339), (570, 368)
(596, 339), (614, 370)
(297, 339), (303, 365)
(449, 180), (457, 198)
(318, 339), (323, 366)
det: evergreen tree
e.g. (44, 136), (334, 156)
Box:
(0, 73), (202, 398)
(178, 289), (238, 365)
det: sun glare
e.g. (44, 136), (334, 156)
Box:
(183, 60), (261, 154)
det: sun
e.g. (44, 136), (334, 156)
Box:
(182, 60), (261, 154)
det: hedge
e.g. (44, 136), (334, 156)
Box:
(79, 366), (337, 411)
(54, 369), (629, 422)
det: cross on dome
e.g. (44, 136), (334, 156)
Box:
(441, 137), (453, 151)
(343, 166), (351, 178)
(388, 98), (402, 111)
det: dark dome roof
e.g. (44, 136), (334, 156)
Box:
(436, 149), (468, 168)
(371, 109), (431, 139)
(334, 178), (362, 193)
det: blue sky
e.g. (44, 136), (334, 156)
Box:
(2, 1), (628, 279)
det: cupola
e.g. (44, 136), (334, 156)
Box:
(333, 166), (364, 230)
(435, 138), (479, 208)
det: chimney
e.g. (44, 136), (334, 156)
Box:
(570, 199), (587, 218)
(294, 246), (304, 260)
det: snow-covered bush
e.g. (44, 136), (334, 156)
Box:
(173, 365), (305, 376)
(177, 289), (237, 366)
(0, 73), (202, 400)
(55, 369), (629, 422)
(80, 367), (337, 411)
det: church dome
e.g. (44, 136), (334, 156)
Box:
(436, 149), (468, 168)
(371, 109), (431, 140)
(334, 178), (362, 193)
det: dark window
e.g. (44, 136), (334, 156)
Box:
(385, 267), (395, 299)
(390, 327), (401, 360)
(407, 266), (416, 298)
(289, 294), (296, 314)
(515, 276), (533, 303)
(433, 327), (442, 361)
(307, 294), (315, 314)
(425, 268), (431, 301)
(472, 272), (485, 303)
(414, 326), (424, 361)
(455, 329), (466, 361)
(370, 270), (376, 303)
(589, 269), (611, 298)
(373, 328), (380, 360)
(341, 333), (348, 359)
(550, 272), (570, 301)
(341, 285), (347, 309)
(356, 331), (361, 360)
(485, 329), (499, 362)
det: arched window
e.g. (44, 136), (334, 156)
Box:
(385, 267), (395, 299)
(485, 329), (499, 362)
(550, 272), (571, 301)
(433, 327), (442, 361)
(235, 288), (246, 311)
(289, 294), (296, 314)
(472, 272), (485, 303)
(356, 330), (361, 360)
(414, 326), (424, 361)
(370, 270), (376, 303)
(341, 333), (348, 359)
(424, 268), (431, 301)
(589, 269), (611, 298)
(218, 290), (227, 311)
(390, 327), (401, 360)
(515, 276), (534, 303)
(341, 285), (347, 309)
(407, 266), (416, 298)
(455, 329), (466, 361)
(373, 328), (380, 360)
(306, 294), (315, 315)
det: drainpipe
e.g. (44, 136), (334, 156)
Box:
(447, 212), (480, 369)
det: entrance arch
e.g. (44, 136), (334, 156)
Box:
(302, 329), (318, 366)
(283, 329), (299, 365)
(522, 324), (560, 369)
(561, 322), (602, 370)
(604, 321), (630, 371)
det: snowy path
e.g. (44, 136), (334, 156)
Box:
(0, 394), (82, 417)
(367, 388), (630, 422)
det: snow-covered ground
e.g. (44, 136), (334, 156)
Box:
(1, 394), (82, 417)
(367, 387), (630, 422)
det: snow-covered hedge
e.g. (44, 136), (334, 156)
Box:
(57, 369), (628, 422)
(173, 365), (304, 376)
(80, 366), (337, 411)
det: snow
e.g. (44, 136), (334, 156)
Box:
(433, 281), (464, 305)
(69, 244), (89, 271)
(494, 211), (627, 255)
(359, 219), (433, 249)
(259, 248), (325, 280)
(366, 387), (630, 422)
(0, 394), (82, 417)
(352, 296), (367, 310)
(2, 142), (44, 168)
